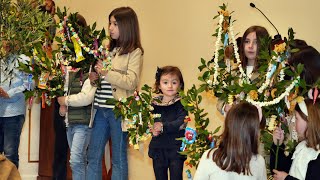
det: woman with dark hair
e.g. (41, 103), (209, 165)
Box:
(194, 102), (267, 180)
(87, 7), (144, 180)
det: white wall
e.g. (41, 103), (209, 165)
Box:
(19, 103), (40, 180)
(18, 0), (320, 179)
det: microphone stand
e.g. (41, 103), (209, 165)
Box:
(250, 3), (282, 43)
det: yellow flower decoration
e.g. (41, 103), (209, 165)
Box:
(268, 115), (277, 131)
(188, 103), (194, 107)
(295, 96), (304, 103)
(274, 42), (286, 53)
(271, 88), (277, 98)
(219, 10), (230, 17)
(249, 90), (258, 100)
(140, 134), (151, 142)
(133, 144), (140, 150)
(228, 94), (234, 104)
(289, 96), (304, 112)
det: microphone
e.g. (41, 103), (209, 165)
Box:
(249, 3), (282, 41)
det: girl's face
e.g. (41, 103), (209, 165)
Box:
(109, 16), (120, 40)
(159, 73), (181, 100)
(295, 111), (307, 140)
(244, 32), (258, 62)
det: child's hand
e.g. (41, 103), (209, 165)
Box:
(59, 105), (67, 117)
(149, 126), (161, 137)
(153, 122), (163, 132)
(96, 60), (108, 76)
(273, 169), (288, 180)
(273, 126), (284, 145)
(94, 60), (103, 74)
(151, 122), (163, 137)
(57, 96), (66, 106)
(152, 130), (161, 137)
(89, 72), (99, 85)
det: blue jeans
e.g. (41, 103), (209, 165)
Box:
(67, 124), (92, 180)
(0, 115), (25, 168)
(86, 108), (128, 180)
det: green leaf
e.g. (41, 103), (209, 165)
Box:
(106, 98), (117, 105)
(198, 64), (206, 72)
(92, 22), (96, 31)
(290, 48), (299, 53)
(212, 14), (219, 20)
(296, 63), (304, 75)
(213, 126), (221, 134)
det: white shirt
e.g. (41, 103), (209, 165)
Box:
(289, 140), (320, 179)
(193, 149), (267, 180)
(246, 65), (254, 77)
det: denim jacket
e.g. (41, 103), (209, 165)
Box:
(0, 55), (30, 117)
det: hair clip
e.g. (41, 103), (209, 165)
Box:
(308, 88), (320, 104)
(155, 66), (162, 81)
(298, 100), (308, 117)
(254, 105), (263, 122)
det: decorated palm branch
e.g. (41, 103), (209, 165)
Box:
(18, 6), (109, 106)
(107, 84), (161, 149)
(0, 0), (53, 82)
(178, 4), (308, 178)
(19, 43), (65, 106)
(55, 7), (108, 73)
(179, 85), (221, 168)
(198, 3), (304, 148)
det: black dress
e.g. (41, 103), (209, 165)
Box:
(148, 96), (188, 180)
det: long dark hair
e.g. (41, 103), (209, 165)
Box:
(240, 26), (269, 69)
(108, 7), (144, 55)
(288, 46), (320, 86)
(210, 102), (260, 175)
(295, 99), (320, 150)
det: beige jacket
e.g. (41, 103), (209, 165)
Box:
(104, 48), (143, 131)
(0, 155), (21, 180)
(105, 48), (143, 100)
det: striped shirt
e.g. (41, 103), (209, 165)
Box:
(93, 78), (114, 109)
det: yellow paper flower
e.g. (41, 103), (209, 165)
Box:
(133, 144), (140, 150)
(268, 115), (277, 131)
(271, 88), (277, 98)
(228, 94), (234, 104)
(284, 151), (289, 157)
(219, 10), (230, 16)
(140, 134), (151, 142)
(295, 96), (304, 103)
(274, 42), (286, 53)
(249, 90), (258, 100)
